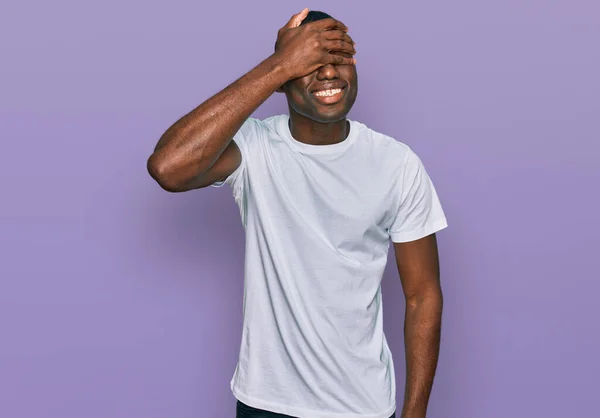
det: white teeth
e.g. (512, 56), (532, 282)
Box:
(315, 88), (342, 97)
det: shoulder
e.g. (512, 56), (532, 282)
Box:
(249, 114), (287, 135)
(235, 115), (286, 147)
(237, 115), (282, 134)
(351, 119), (417, 168)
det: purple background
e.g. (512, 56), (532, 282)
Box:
(1, 1), (598, 417)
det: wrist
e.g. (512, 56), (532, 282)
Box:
(264, 53), (293, 84)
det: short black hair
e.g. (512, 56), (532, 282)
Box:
(300, 10), (333, 26)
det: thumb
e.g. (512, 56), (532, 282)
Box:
(286, 8), (309, 28)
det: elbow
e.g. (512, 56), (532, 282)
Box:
(406, 283), (443, 309)
(147, 153), (186, 193)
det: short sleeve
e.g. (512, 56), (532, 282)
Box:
(388, 148), (448, 243)
(210, 117), (260, 191)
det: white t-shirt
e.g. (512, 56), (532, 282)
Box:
(212, 114), (447, 418)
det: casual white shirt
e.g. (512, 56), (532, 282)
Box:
(212, 114), (448, 418)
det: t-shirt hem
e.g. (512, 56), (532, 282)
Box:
(390, 217), (448, 243)
(210, 138), (245, 188)
(232, 385), (396, 418)
(210, 180), (226, 188)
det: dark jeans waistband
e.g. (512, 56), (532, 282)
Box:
(236, 400), (396, 418)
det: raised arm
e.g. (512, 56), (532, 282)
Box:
(147, 9), (356, 192)
(394, 234), (443, 418)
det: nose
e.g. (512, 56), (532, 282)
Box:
(316, 63), (340, 80)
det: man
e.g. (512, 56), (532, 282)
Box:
(148, 8), (447, 418)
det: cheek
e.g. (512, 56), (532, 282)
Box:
(286, 76), (311, 92)
(286, 86), (311, 106)
(343, 69), (358, 87)
(288, 91), (308, 108)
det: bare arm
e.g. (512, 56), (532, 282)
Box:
(147, 57), (288, 191)
(147, 9), (356, 192)
(394, 234), (443, 418)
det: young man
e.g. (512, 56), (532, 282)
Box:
(148, 8), (448, 418)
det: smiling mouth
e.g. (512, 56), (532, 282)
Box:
(314, 88), (344, 97)
(311, 85), (347, 105)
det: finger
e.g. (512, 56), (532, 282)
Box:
(285, 8), (309, 28)
(323, 39), (356, 56)
(325, 53), (357, 66)
(311, 17), (349, 32)
(324, 30), (355, 46)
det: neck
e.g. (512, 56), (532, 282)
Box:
(288, 110), (350, 146)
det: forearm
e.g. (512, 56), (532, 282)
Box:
(401, 286), (443, 418)
(148, 54), (289, 182)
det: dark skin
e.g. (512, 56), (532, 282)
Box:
(148, 8), (443, 418)
(147, 10), (357, 191)
(394, 234), (443, 418)
(276, 16), (358, 148)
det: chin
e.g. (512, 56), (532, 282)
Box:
(305, 105), (352, 124)
(312, 113), (348, 123)
(310, 97), (357, 123)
